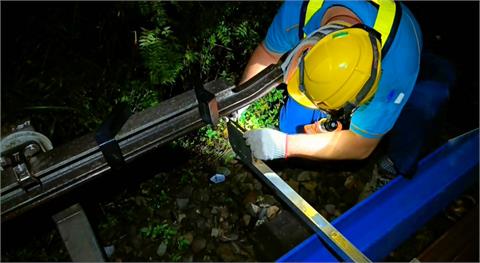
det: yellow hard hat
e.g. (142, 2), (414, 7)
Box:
(285, 25), (382, 111)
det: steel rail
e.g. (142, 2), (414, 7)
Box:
(1, 64), (283, 222)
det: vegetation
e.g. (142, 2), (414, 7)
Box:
(2, 2), (478, 262)
(2, 2), (281, 145)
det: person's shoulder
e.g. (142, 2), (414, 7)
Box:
(275, 0), (304, 26)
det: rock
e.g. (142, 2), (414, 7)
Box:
(216, 244), (236, 262)
(279, 171), (288, 180)
(267, 206), (280, 219)
(287, 179), (300, 192)
(234, 172), (248, 183)
(178, 213), (187, 223)
(302, 181), (318, 192)
(207, 217), (213, 228)
(104, 245), (115, 258)
(217, 167), (231, 177)
(183, 254), (194, 262)
(243, 191), (257, 205)
(324, 204), (336, 215)
(220, 233), (239, 242)
(241, 183), (254, 192)
(177, 186), (194, 198)
(247, 203), (260, 216)
(196, 217), (207, 231)
(320, 209), (329, 219)
(192, 238), (207, 253)
(134, 196), (147, 206)
(255, 218), (267, 227)
(211, 228), (220, 237)
(231, 242), (241, 254)
(157, 208), (171, 220)
(243, 245), (255, 258)
(156, 242), (168, 257)
(206, 241), (216, 252)
(344, 175), (357, 190)
(328, 186), (341, 199)
(176, 198), (189, 210)
(220, 221), (231, 233)
(258, 207), (268, 220)
(243, 214), (251, 226)
(253, 179), (263, 191)
(299, 186), (316, 204)
(297, 171), (312, 182)
(230, 213), (239, 223)
(183, 232), (194, 243)
(334, 209), (342, 217)
(192, 189), (210, 203)
(261, 194), (278, 206)
(132, 234), (143, 249)
(231, 187), (241, 196)
(219, 206), (229, 219)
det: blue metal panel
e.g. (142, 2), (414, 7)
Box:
(278, 129), (479, 262)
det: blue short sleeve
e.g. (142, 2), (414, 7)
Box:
(350, 75), (418, 139)
(350, 4), (423, 139)
(264, 1), (302, 54)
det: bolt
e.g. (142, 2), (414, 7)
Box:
(13, 164), (26, 175)
(12, 152), (22, 163)
(24, 144), (41, 158)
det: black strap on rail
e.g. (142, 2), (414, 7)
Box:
(195, 84), (219, 126)
(95, 102), (132, 170)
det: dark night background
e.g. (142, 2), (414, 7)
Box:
(0, 1), (479, 262)
(1, 1), (478, 145)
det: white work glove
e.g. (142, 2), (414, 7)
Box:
(244, 128), (287, 160)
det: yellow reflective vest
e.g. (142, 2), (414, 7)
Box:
(299, 0), (401, 57)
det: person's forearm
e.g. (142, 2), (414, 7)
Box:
(286, 130), (380, 160)
(239, 42), (282, 84)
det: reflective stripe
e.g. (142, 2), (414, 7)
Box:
(303, 0), (325, 38)
(371, 0), (396, 47)
(301, 0), (398, 52)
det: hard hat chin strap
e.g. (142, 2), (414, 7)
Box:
(280, 23), (348, 83)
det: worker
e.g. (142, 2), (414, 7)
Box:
(240, 0), (454, 178)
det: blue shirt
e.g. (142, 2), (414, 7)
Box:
(265, 0), (423, 139)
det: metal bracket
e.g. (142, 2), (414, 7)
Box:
(12, 163), (39, 190)
(52, 203), (106, 262)
(95, 103), (131, 170)
(226, 120), (371, 262)
(1, 122), (52, 191)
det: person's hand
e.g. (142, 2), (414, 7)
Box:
(244, 128), (287, 160)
